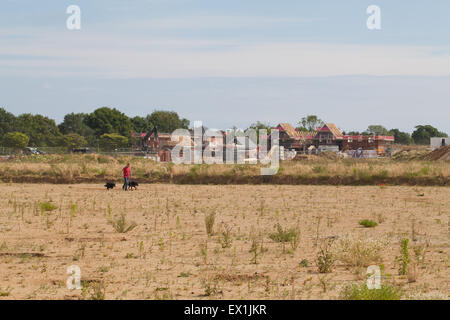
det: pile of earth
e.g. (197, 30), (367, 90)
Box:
(391, 148), (429, 161)
(424, 145), (450, 161)
(317, 151), (341, 161)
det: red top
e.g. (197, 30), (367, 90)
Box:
(123, 166), (131, 178)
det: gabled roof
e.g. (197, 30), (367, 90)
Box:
(276, 123), (299, 138)
(317, 123), (343, 139)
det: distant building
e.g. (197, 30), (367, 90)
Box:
(275, 123), (313, 151)
(312, 123), (394, 156)
(313, 123), (343, 149)
(342, 135), (394, 156)
(430, 137), (450, 150)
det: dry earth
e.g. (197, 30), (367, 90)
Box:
(0, 183), (448, 300)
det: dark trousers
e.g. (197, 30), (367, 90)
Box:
(123, 177), (130, 190)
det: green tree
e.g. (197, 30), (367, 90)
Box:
(15, 114), (62, 146)
(298, 115), (324, 132)
(146, 110), (190, 133)
(1, 132), (29, 150)
(99, 133), (129, 150)
(62, 133), (88, 151)
(366, 125), (389, 136)
(0, 108), (16, 140)
(389, 129), (413, 145)
(58, 113), (95, 142)
(85, 107), (133, 139)
(412, 125), (448, 145)
(249, 121), (272, 134)
(131, 116), (152, 133)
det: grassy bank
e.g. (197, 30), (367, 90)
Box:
(0, 154), (448, 186)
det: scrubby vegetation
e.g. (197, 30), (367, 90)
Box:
(339, 283), (403, 300)
(0, 154), (448, 186)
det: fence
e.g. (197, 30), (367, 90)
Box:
(0, 146), (138, 157)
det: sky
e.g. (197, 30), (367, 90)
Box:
(0, 0), (449, 134)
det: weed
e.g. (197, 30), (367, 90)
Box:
(300, 259), (309, 268)
(359, 219), (378, 228)
(269, 223), (300, 253)
(0, 287), (11, 297)
(82, 281), (106, 300)
(108, 214), (137, 233)
(201, 277), (220, 297)
(218, 224), (233, 249)
(336, 236), (387, 267)
(397, 238), (410, 276)
(204, 211), (216, 236)
(316, 240), (335, 273)
(339, 283), (402, 300)
(39, 201), (57, 214)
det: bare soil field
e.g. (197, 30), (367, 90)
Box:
(0, 183), (448, 300)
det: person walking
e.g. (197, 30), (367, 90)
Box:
(122, 163), (131, 191)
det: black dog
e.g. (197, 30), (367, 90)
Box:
(128, 181), (139, 190)
(104, 182), (116, 190)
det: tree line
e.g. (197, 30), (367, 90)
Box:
(0, 108), (447, 151)
(0, 107), (189, 151)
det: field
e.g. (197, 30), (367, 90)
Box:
(0, 183), (448, 300)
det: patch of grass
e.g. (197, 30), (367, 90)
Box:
(81, 281), (106, 300)
(39, 201), (57, 213)
(204, 211), (216, 237)
(178, 272), (190, 278)
(337, 236), (387, 267)
(269, 223), (300, 252)
(359, 219), (378, 228)
(0, 287), (12, 297)
(300, 259), (309, 268)
(339, 283), (402, 300)
(108, 214), (137, 233)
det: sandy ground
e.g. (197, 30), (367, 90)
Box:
(0, 183), (448, 300)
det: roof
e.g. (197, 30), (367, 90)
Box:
(276, 123), (299, 138)
(323, 123), (343, 139)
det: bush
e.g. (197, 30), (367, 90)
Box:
(359, 219), (378, 228)
(336, 236), (387, 267)
(1, 132), (29, 150)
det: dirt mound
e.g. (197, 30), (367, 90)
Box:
(317, 151), (341, 161)
(424, 145), (450, 161)
(391, 148), (428, 161)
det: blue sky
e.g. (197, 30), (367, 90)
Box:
(0, 0), (449, 133)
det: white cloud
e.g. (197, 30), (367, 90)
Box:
(0, 25), (449, 78)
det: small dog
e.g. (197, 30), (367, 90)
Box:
(104, 182), (116, 190)
(128, 181), (139, 190)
